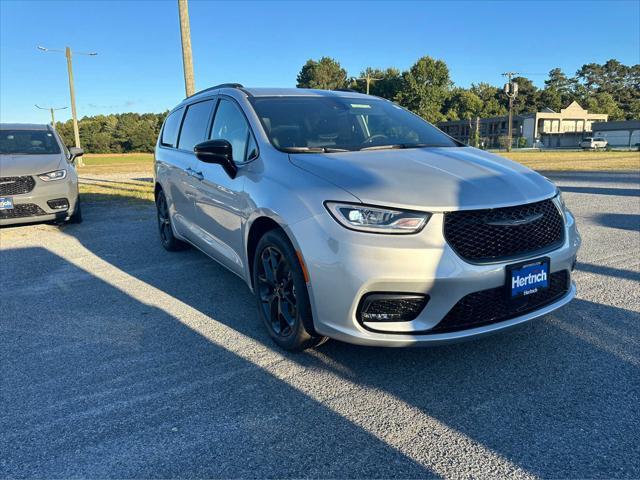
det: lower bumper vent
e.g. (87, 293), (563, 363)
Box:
(358, 293), (429, 323)
(429, 270), (570, 333)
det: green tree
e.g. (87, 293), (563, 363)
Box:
(395, 56), (451, 123)
(296, 57), (347, 90)
(541, 68), (576, 110)
(470, 83), (507, 117)
(511, 76), (540, 115)
(585, 92), (625, 120)
(575, 59), (639, 119)
(444, 88), (483, 121)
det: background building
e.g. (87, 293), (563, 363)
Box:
(438, 102), (608, 148)
(591, 120), (640, 148)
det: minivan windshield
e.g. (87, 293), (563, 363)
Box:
(250, 96), (459, 152)
(0, 129), (61, 155)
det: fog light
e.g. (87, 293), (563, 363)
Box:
(47, 198), (69, 210)
(358, 293), (429, 322)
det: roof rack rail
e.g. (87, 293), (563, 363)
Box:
(185, 83), (245, 100)
(334, 88), (360, 93)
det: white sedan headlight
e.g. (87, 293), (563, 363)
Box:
(38, 169), (67, 181)
(325, 202), (430, 234)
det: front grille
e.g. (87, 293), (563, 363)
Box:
(0, 176), (36, 196)
(430, 270), (569, 334)
(0, 203), (47, 219)
(444, 199), (565, 263)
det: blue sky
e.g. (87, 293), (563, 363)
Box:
(1, 0), (639, 123)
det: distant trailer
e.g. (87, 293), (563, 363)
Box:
(591, 120), (640, 148)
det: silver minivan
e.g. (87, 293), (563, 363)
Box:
(154, 84), (581, 350)
(0, 124), (83, 226)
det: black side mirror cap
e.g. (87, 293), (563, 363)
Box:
(194, 139), (238, 178)
(69, 147), (84, 163)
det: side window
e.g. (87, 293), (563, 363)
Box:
(209, 98), (255, 163)
(178, 100), (215, 151)
(161, 107), (184, 147)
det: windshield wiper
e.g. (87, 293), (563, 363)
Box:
(358, 144), (406, 151)
(280, 146), (350, 153)
(359, 143), (448, 151)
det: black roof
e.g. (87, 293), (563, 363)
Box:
(592, 120), (640, 131)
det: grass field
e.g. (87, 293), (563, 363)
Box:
(495, 150), (640, 172)
(80, 153), (153, 174)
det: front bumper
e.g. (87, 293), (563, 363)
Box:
(288, 201), (581, 347)
(0, 175), (78, 226)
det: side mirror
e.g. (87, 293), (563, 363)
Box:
(194, 139), (238, 179)
(69, 147), (84, 164)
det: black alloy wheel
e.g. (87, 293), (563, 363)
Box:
(156, 189), (188, 251)
(257, 245), (298, 337)
(253, 229), (327, 351)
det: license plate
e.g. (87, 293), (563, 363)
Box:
(0, 197), (14, 210)
(507, 257), (549, 298)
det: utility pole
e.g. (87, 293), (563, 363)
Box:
(502, 71), (519, 152)
(178, 0), (195, 97)
(353, 72), (382, 95)
(35, 105), (67, 128)
(66, 47), (81, 149)
(37, 46), (97, 166)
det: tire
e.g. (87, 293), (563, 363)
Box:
(252, 229), (327, 351)
(67, 196), (83, 224)
(156, 189), (188, 252)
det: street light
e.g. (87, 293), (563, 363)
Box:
(35, 104), (67, 127)
(37, 45), (97, 159)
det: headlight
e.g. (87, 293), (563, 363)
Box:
(38, 169), (67, 181)
(325, 202), (430, 234)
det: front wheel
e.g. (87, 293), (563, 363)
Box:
(253, 229), (327, 351)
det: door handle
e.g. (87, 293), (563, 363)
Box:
(186, 167), (204, 181)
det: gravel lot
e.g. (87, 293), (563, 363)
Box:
(1, 170), (639, 479)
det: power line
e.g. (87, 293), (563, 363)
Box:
(37, 45), (98, 166)
(35, 104), (68, 127)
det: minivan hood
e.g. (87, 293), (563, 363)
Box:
(289, 147), (556, 211)
(0, 154), (64, 177)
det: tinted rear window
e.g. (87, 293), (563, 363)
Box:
(0, 129), (61, 155)
(160, 108), (184, 147)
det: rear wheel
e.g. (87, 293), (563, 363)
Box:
(156, 189), (188, 251)
(253, 229), (327, 351)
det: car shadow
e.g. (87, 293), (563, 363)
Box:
(50, 197), (640, 478)
(591, 212), (640, 232)
(0, 245), (433, 478)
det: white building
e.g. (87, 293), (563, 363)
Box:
(591, 120), (640, 148)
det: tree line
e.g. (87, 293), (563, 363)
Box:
(55, 112), (168, 154)
(55, 56), (638, 153)
(297, 56), (639, 124)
